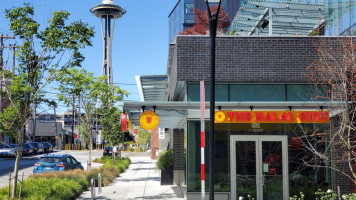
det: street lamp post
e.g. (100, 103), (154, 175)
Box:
(204, 0), (222, 199)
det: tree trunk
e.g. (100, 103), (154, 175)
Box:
(112, 148), (115, 165)
(12, 129), (23, 199)
(88, 132), (92, 171)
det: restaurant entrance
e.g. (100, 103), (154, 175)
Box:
(230, 135), (289, 200)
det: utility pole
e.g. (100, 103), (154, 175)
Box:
(0, 34), (15, 70)
(54, 105), (59, 150)
(78, 95), (81, 149)
(10, 44), (15, 73)
(32, 104), (36, 142)
(71, 94), (75, 148)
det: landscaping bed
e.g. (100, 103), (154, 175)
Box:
(0, 157), (130, 200)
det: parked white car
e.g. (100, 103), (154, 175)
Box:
(0, 144), (17, 157)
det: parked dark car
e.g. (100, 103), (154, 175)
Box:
(8, 144), (28, 156)
(41, 142), (54, 153)
(33, 154), (83, 174)
(103, 146), (119, 156)
(0, 144), (17, 157)
(29, 142), (45, 154)
(22, 143), (34, 155)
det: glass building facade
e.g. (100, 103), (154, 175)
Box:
(169, 0), (239, 43)
(185, 83), (331, 199)
(325, 0), (356, 36)
(169, 0), (195, 43)
(187, 83), (329, 102)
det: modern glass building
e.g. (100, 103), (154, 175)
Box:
(169, 0), (240, 43)
(124, 35), (355, 199)
(228, 0), (325, 36)
(325, 0), (356, 36)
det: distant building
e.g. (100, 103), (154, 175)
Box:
(27, 114), (62, 146)
(59, 111), (103, 145)
(169, 0), (240, 43)
(228, 0), (325, 36)
(25, 112), (103, 149)
(325, 0), (356, 36)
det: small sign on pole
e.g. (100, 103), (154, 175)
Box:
(134, 129), (139, 134)
(159, 128), (165, 139)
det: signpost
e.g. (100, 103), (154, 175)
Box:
(200, 80), (205, 199)
(134, 129), (139, 134)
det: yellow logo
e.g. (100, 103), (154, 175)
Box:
(139, 111), (159, 130)
(215, 111), (226, 123)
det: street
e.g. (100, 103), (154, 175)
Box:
(0, 150), (103, 188)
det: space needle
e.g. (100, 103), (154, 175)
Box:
(90, 0), (126, 85)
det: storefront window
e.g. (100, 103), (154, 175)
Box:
(187, 121), (330, 197)
(187, 83), (329, 102)
(187, 83), (228, 102)
(230, 84), (285, 101)
(287, 84), (329, 101)
(187, 121), (230, 192)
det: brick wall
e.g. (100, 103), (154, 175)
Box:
(168, 36), (352, 90)
(173, 129), (185, 170)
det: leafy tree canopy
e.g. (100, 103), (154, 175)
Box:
(179, 5), (230, 35)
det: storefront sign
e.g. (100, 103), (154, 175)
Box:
(139, 111), (159, 130)
(215, 111), (329, 123)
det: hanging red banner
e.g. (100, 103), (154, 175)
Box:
(121, 113), (128, 132)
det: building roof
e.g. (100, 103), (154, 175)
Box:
(135, 75), (169, 102)
(228, 0), (325, 36)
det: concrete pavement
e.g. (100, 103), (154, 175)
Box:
(77, 153), (185, 200)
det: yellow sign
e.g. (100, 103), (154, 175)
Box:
(215, 111), (329, 123)
(55, 136), (58, 139)
(139, 111), (159, 130)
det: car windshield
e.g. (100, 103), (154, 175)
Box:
(39, 157), (61, 163)
(30, 143), (38, 147)
(1, 144), (11, 148)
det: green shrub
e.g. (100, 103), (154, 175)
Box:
(0, 157), (131, 200)
(343, 193), (356, 200)
(315, 189), (337, 200)
(157, 149), (173, 170)
(0, 177), (87, 200)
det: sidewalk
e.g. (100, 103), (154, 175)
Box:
(77, 155), (185, 200)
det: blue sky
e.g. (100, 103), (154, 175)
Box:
(0, 0), (177, 112)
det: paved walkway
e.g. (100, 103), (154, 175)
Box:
(77, 155), (185, 200)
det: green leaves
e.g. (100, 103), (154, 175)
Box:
(100, 107), (122, 145)
(5, 4), (39, 39)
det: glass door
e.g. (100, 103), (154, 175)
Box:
(230, 136), (289, 200)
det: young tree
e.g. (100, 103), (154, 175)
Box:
(58, 68), (127, 170)
(303, 37), (356, 186)
(179, 5), (230, 35)
(99, 75), (127, 163)
(100, 107), (123, 163)
(0, 4), (94, 198)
